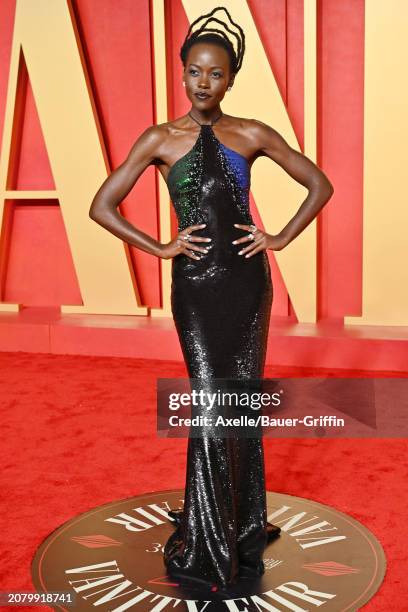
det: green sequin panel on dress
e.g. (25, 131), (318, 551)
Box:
(166, 135), (205, 232)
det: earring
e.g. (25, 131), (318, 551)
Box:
(227, 86), (232, 91)
(182, 82), (186, 87)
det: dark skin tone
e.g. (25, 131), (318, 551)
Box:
(89, 43), (334, 260)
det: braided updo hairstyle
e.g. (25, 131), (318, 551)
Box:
(180, 6), (246, 75)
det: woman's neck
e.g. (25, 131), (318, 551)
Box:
(188, 107), (223, 126)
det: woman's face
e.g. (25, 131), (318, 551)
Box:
(183, 43), (234, 110)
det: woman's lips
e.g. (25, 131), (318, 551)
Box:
(195, 93), (210, 100)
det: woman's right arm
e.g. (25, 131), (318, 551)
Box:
(89, 125), (166, 258)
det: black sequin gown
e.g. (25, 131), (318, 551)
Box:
(163, 113), (276, 589)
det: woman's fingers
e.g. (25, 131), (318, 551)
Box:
(177, 237), (209, 255)
(232, 223), (260, 245)
(177, 223), (212, 258)
(239, 242), (264, 258)
(185, 224), (212, 243)
(178, 239), (208, 252)
(232, 233), (256, 245)
(231, 223), (265, 257)
(175, 222), (265, 259)
(175, 239), (201, 260)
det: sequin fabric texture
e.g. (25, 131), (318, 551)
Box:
(163, 119), (274, 589)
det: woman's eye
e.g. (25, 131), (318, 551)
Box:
(188, 69), (222, 78)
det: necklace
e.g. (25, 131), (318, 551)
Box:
(188, 110), (223, 127)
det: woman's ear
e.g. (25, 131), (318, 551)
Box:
(228, 75), (236, 90)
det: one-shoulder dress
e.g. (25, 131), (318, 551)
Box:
(162, 113), (278, 589)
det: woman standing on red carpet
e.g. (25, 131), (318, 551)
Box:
(89, 5), (333, 590)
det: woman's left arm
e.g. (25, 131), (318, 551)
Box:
(234, 120), (334, 256)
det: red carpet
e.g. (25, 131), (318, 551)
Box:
(0, 351), (406, 610)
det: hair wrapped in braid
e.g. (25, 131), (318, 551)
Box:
(180, 6), (245, 75)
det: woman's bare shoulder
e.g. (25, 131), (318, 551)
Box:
(223, 114), (280, 139)
(219, 115), (281, 156)
(246, 118), (283, 141)
(127, 121), (181, 165)
(149, 118), (188, 137)
(137, 119), (188, 152)
(137, 122), (170, 145)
